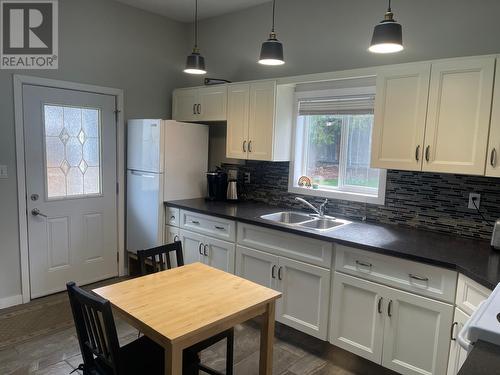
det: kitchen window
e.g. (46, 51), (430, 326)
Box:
(289, 86), (386, 204)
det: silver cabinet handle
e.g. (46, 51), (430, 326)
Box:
(191, 220), (200, 225)
(243, 140), (247, 152)
(198, 243), (204, 255)
(214, 226), (225, 230)
(491, 148), (497, 167)
(170, 215), (176, 220)
(173, 235), (179, 242)
(377, 297), (383, 314)
(271, 265), (276, 279)
(409, 274), (429, 282)
(450, 322), (458, 341)
(355, 260), (372, 268)
(31, 208), (47, 218)
(203, 244), (209, 256)
(248, 140), (252, 152)
(193, 104), (197, 115)
(425, 145), (430, 162)
(388, 300), (393, 317)
(197, 104), (201, 114)
(278, 266), (283, 280)
(415, 145), (420, 161)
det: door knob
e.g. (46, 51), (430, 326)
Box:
(31, 208), (47, 218)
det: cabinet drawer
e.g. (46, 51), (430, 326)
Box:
(455, 274), (492, 315)
(237, 223), (332, 268)
(166, 207), (180, 227)
(180, 210), (236, 242)
(335, 245), (457, 303)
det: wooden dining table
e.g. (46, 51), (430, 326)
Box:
(93, 262), (282, 375)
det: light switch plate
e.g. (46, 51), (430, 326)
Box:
(0, 165), (7, 179)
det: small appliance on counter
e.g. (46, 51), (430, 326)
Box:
(458, 281), (500, 352)
(491, 219), (500, 250)
(206, 168), (227, 201)
(227, 180), (239, 201)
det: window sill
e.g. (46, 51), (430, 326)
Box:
(288, 185), (385, 205)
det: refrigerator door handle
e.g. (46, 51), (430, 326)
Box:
(130, 170), (155, 178)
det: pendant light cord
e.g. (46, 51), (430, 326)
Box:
(387, 0), (392, 12)
(271, 0), (276, 32)
(194, 0), (199, 49)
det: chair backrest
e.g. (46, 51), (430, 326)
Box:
(67, 282), (121, 375)
(137, 241), (184, 276)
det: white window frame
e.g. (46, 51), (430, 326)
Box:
(288, 86), (387, 205)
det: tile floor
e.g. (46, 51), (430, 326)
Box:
(0, 278), (395, 374)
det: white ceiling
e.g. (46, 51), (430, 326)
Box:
(115, 0), (272, 22)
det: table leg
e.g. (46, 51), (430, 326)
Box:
(259, 301), (276, 375)
(165, 343), (182, 375)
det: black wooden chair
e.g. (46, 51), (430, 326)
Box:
(67, 281), (233, 375)
(136, 242), (234, 375)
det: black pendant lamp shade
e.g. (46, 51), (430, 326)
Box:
(259, 0), (284, 65)
(184, 0), (206, 74)
(369, 0), (403, 54)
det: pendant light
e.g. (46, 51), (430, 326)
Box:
(184, 0), (206, 74)
(369, 0), (403, 54)
(258, 0), (284, 66)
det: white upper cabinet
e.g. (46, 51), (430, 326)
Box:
(172, 88), (198, 122)
(423, 57), (495, 175)
(371, 63), (431, 171)
(226, 80), (294, 161)
(226, 84), (250, 159)
(198, 86), (227, 121)
(486, 57), (500, 177)
(172, 86), (227, 122)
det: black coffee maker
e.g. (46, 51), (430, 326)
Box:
(206, 168), (227, 201)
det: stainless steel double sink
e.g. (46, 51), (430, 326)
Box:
(259, 211), (351, 232)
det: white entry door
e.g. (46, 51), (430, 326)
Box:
(23, 84), (118, 298)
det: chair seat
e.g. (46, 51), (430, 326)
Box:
(117, 332), (231, 375)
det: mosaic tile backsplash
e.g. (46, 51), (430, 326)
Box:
(223, 161), (500, 240)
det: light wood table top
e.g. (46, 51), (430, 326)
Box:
(93, 262), (281, 347)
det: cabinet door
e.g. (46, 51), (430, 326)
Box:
(330, 272), (385, 364)
(226, 84), (250, 159)
(235, 245), (278, 290)
(447, 308), (470, 375)
(204, 237), (235, 273)
(179, 229), (203, 265)
(248, 81), (276, 161)
(198, 86), (227, 121)
(423, 57), (495, 175)
(382, 285), (454, 375)
(276, 257), (330, 339)
(486, 58), (500, 177)
(371, 63), (430, 171)
(172, 88), (198, 122)
(165, 225), (180, 244)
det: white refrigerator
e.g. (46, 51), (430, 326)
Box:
(126, 119), (208, 253)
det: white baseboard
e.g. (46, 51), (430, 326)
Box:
(0, 294), (23, 309)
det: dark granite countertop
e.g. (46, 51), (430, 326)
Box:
(458, 340), (500, 375)
(166, 198), (500, 290)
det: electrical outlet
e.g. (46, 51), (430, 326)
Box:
(244, 172), (251, 184)
(0, 165), (7, 179)
(468, 193), (481, 209)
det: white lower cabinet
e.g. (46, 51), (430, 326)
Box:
(330, 272), (386, 363)
(236, 245), (330, 339)
(180, 229), (235, 273)
(446, 308), (470, 375)
(331, 272), (454, 375)
(165, 224), (180, 244)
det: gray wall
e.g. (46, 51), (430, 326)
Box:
(184, 0), (500, 84)
(0, 0), (190, 301)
